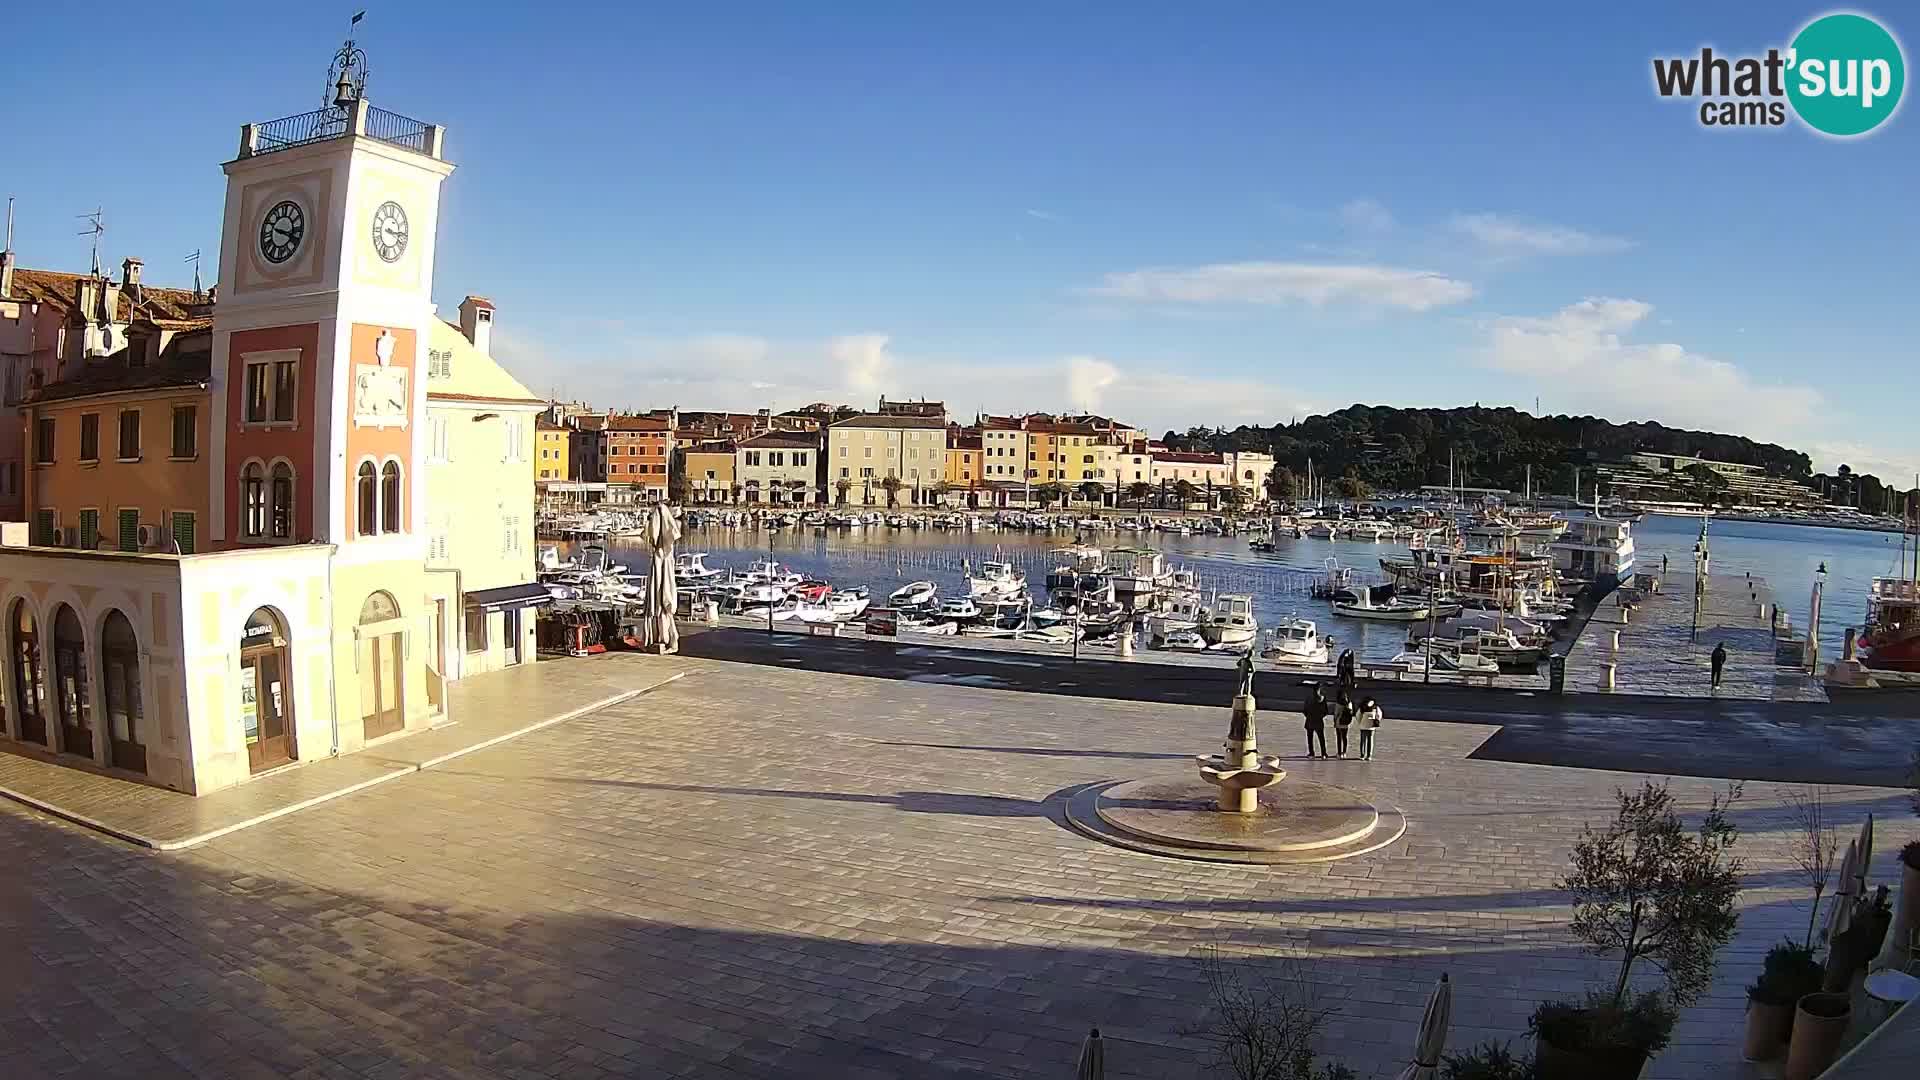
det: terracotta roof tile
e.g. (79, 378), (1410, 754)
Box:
(5, 267), (207, 323)
(32, 326), (212, 403)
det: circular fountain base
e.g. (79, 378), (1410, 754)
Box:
(1064, 776), (1406, 864)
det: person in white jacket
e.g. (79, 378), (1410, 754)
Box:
(1356, 697), (1383, 760)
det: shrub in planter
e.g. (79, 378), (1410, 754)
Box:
(1904, 839), (1920, 872)
(1442, 1040), (1541, 1080)
(1530, 992), (1676, 1080)
(1821, 886), (1892, 993)
(1743, 941), (1823, 1061)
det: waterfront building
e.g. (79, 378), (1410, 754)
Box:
(1151, 450), (1234, 505)
(1229, 450), (1275, 498)
(534, 417), (569, 483)
(568, 412), (607, 482)
(1599, 452), (1818, 508)
(736, 431), (820, 504)
(826, 414), (947, 506)
(683, 440), (736, 503)
(876, 396), (945, 420)
(0, 66), (543, 795)
(602, 414), (672, 502)
(945, 430), (982, 503)
(981, 418), (1030, 485)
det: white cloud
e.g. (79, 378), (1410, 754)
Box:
(1450, 213), (1632, 257)
(1025, 208), (1061, 222)
(492, 324), (1316, 435)
(1084, 261), (1474, 311)
(1804, 441), (1920, 482)
(1339, 198), (1395, 233)
(1482, 298), (1822, 440)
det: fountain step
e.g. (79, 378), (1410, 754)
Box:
(1064, 777), (1406, 864)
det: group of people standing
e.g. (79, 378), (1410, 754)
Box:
(1301, 648), (1383, 759)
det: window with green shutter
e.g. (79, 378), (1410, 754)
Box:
(170, 511), (196, 555)
(118, 509), (140, 552)
(33, 509), (54, 545)
(78, 509), (99, 551)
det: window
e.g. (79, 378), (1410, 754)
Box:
(863, 447), (872, 458)
(860, 467), (874, 478)
(429, 415), (449, 461)
(381, 462), (402, 534)
(272, 361), (296, 422)
(356, 461), (378, 535)
(117, 509), (139, 552)
(839, 446), (847, 457)
(244, 362), (269, 422)
(33, 509), (54, 545)
(118, 410), (141, 460)
(839, 467), (849, 478)
(78, 509), (99, 550)
(80, 414), (100, 462)
(35, 418), (55, 464)
(170, 511), (196, 555)
(704, 469), (716, 480)
(794, 452), (807, 466)
(503, 416), (523, 462)
(242, 463), (266, 538)
(271, 464), (294, 539)
(744, 451), (760, 467)
(172, 405), (197, 458)
(464, 607), (488, 653)
(769, 452), (784, 467)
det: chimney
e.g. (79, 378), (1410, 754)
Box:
(458, 295), (495, 355)
(121, 257), (142, 288)
(0, 249), (13, 299)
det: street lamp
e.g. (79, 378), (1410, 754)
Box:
(1809, 561), (1828, 673)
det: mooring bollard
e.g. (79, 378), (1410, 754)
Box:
(1118, 629), (1133, 657)
(1603, 661), (1616, 690)
(1610, 629), (1621, 652)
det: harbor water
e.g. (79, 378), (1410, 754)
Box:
(585, 513), (1891, 663)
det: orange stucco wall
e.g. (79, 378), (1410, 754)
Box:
(225, 323), (320, 544)
(26, 388), (212, 550)
(344, 323), (416, 537)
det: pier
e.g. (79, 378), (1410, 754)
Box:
(1557, 569), (1824, 701)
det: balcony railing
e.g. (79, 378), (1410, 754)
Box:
(247, 103), (437, 158)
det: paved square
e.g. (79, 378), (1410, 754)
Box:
(3, 656), (1913, 1079)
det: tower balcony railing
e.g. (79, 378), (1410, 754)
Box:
(241, 100), (444, 160)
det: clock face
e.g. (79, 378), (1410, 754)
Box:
(259, 200), (305, 264)
(371, 200), (409, 263)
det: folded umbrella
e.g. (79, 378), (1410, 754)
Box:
(1824, 838), (1860, 947)
(1075, 1026), (1105, 1080)
(1396, 973), (1452, 1080)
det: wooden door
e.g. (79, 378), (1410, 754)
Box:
(243, 646), (296, 772)
(53, 640), (91, 759)
(360, 633), (403, 740)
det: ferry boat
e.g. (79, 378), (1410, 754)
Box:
(1549, 513), (1636, 593)
(1858, 576), (1920, 672)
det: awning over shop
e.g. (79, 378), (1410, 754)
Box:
(462, 582), (552, 610)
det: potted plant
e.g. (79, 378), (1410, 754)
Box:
(1443, 1040), (1540, 1080)
(1532, 782), (1742, 1079)
(1743, 941), (1822, 1061)
(1784, 991), (1850, 1080)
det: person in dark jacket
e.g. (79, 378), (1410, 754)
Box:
(1302, 686), (1329, 758)
(1710, 642), (1728, 689)
(1332, 687), (1355, 758)
(1337, 648), (1357, 692)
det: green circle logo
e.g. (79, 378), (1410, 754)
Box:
(1787, 13), (1906, 136)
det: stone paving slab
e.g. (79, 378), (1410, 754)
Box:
(2, 658), (1913, 1080)
(0, 654), (693, 849)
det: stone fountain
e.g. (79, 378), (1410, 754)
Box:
(1061, 655), (1408, 864)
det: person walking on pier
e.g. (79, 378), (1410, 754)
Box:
(1710, 641), (1728, 690)
(1356, 696), (1383, 760)
(1333, 687), (1355, 758)
(1303, 686), (1330, 758)
(1337, 648), (1357, 692)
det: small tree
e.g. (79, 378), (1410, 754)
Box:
(1184, 947), (1354, 1080)
(1563, 781), (1744, 1010)
(1174, 479), (1198, 508)
(929, 480), (952, 507)
(1786, 786), (1840, 948)
(1127, 481), (1152, 508)
(833, 478), (851, 505)
(1220, 487), (1247, 515)
(729, 483), (744, 505)
(1267, 465), (1297, 504)
(880, 475), (903, 508)
(1035, 482), (1064, 508)
(1078, 480), (1104, 508)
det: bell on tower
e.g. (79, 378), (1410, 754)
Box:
(327, 14), (369, 109)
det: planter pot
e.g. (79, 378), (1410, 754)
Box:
(1534, 1032), (1648, 1080)
(1742, 998), (1795, 1062)
(1784, 992), (1851, 1080)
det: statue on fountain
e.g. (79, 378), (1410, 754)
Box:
(1198, 650), (1286, 813)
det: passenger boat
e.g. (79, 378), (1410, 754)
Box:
(1858, 576), (1920, 672)
(1549, 512), (1636, 592)
(1260, 618), (1328, 665)
(1198, 593), (1259, 647)
(1332, 585), (1431, 622)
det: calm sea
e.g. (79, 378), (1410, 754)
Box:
(595, 514), (1902, 662)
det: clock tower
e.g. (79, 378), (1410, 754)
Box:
(210, 42), (452, 554)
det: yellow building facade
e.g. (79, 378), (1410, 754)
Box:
(535, 418), (569, 482)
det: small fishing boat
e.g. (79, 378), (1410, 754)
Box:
(826, 587), (871, 620)
(968, 560), (1028, 599)
(889, 580), (937, 606)
(673, 551), (728, 585)
(1162, 628), (1208, 651)
(1332, 585), (1431, 622)
(1260, 618), (1328, 665)
(1387, 648), (1501, 675)
(939, 597), (981, 621)
(1198, 593), (1259, 647)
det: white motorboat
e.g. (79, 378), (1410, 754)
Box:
(674, 551), (727, 585)
(889, 580), (937, 607)
(719, 580), (787, 612)
(1333, 585), (1431, 622)
(1107, 548), (1169, 600)
(899, 616), (958, 635)
(826, 588), (871, 620)
(1020, 624), (1082, 646)
(939, 597), (982, 621)
(1198, 593), (1259, 647)
(1260, 618), (1328, 665)
(1549, 511), (1636, 589)
(1162, 628), (1209, 651)
(741, 559), (803, 589)
(1387, 648), (1501, 675)
(1143, 589), (1205, 642)
(1044, 545), (1108, 592)
(967, 560), (1028, 599)
(1305, 522), (1337, 539)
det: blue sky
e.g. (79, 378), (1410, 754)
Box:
(5, 3), (1916, 475)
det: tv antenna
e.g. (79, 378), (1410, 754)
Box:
(184, 249), (203, 296)
(77, 208), (105, 278)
